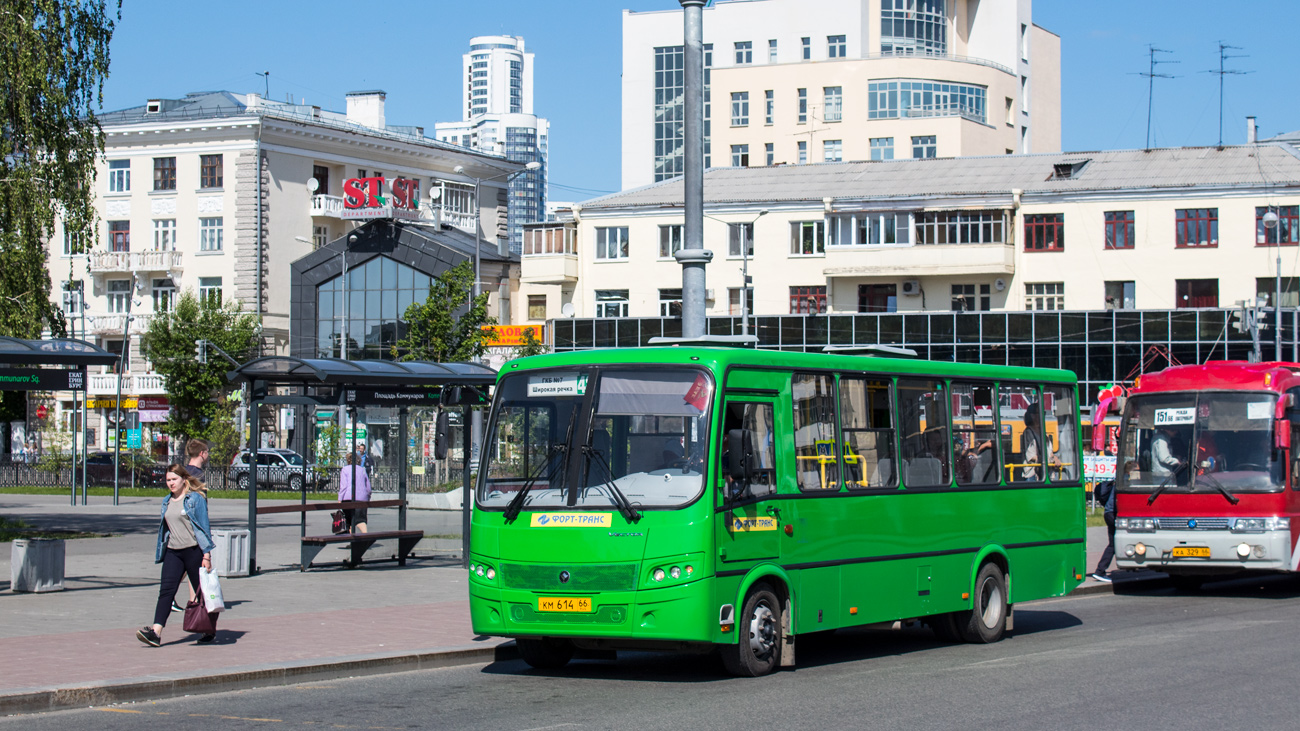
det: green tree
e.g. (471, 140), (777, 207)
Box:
(0, 0), (119, 420)
(393, 260), (498, 362)
(513, 326), (549, 358)
(141, 290), (259, 445)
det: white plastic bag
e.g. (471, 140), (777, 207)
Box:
(200, 567), (225, 613)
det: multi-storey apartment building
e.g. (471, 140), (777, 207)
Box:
(49, 89), (519, 451)
(435, 35), (550, 254)
(622, 0), (1060, 188)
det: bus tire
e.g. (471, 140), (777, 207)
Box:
(516, 637), (574, 670)
(960, 562), (1008, 644)
(926, 612), (963, 642)
(721, 583), (782, 677)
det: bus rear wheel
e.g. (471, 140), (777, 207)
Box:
(721, 583), (782, 677)
(516, 637), (574, 670)
(959, 562), (1008, 644)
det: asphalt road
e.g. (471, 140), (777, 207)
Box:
(12, 576), (1300, 730)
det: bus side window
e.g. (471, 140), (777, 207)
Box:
(1044, 385), (1079, 482)
(840, 377), (897, 489)
(722, 402), (777, 498)
(792, 373), (840, 491)
(952, 382), (999, 485)
(1001, 383), (1045, 483)
(897, 378), (950, 487)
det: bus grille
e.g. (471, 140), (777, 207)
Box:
(500, 563), (637, 591)
(1156, 517), (1230, 530)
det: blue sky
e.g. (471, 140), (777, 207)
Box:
(100, 1), (1299, 200)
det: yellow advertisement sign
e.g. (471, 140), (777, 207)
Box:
(529, 513), (612, 528)
(484, 325), (544, 347)
(731, 516), (778, 532)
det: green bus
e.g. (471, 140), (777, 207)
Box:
(468, 346), (1086, 676)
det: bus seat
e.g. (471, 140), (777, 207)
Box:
(905, 457), (944, 487)
(975, 449), (997, 483)
(869, 457), (893, 487)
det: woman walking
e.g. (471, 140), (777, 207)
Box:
(137, 464), (216, 646)
(338, 452), (371, 533)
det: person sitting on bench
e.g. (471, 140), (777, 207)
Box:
(338, 452), (371, 534)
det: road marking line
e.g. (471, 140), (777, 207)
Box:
(98, 708), (145, 714)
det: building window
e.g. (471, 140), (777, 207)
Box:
(829, 212), (911, 246)
(1104, 211), (1135, 249)
(312, 225), (328, 250)
(152, 278), (175, 312)
(911, 135), (937, 158)
(858, 283), (897, 313)
(1257, 277), (1300, 308)
(1175, 279), (1218, 308)
(525, 226), (577, 256)
(870, 137), (894, 160)
(790, 221), (825, 255)
(797, 141), (807, 164)
(728, 287), (754, 316)
(200, 154), (223, 188)
(823, 140), (843, 162)
(1175, 208), (1218, 248)
(653, 46), (685, 183)
(153, 157), (176, 191)
(595, 290), (630, 318)
(107, 159), (130, 193)
(765, 143), (774, 166)
(1257, 206), (1299, 246)
(151, 219), (175, 251)
(828, 35), (846, 58)
(1105, 281), (1135, 310)
(728, 222), (755, 257)
(107, 279), (131, 313)
(596, 226), (630, 260)
(764, 90), (774, 124)
(659, 224), (684, 258)
(61, 281), (83, 317)
(951, 283), (991, 311)
(823, 86), (843, 122)
(200, 217), (223, 252)
(1024, 213), (1064, 252)
(528, 294), (547, 320)
(312, 165), (330, 195)
(915, 210), (1006, 245)
(63, 227), (86, 257)
(730, 91), (749, 126)
(868, 79), (986, 124)
(731, 144), (749, 167)
(199, 276), (222, 306)
(1025, 282), (1064, 311)
(768, 39), (778, 62)
(734, 41), (752, 64)
(790, 286), (827, 314)
(797, 88), (807, 123)
(108, 220), (130, 252)
(881, 0), (947, 56)
(659, 288), (683, 317)
(801, 37), (811, 60)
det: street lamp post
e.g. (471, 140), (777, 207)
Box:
(1263, 209), (1281, 361)
(452, 161), (541, 301)
(704, 210), (767, 337)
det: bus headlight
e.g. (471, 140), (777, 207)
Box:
(1135, 542), (1147, 557)
(1119, 518), (1156, 532)
(1124, 545), (1136, 557)
(1236, 543), (1252, 558)
(1232, 519), (1266, 533)
(652, 568), (666, 582)
(669, 566), (681, 579)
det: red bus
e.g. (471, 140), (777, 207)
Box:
(1115, 361), (1299, 589)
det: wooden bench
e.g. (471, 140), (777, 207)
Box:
(255, 500), (422, 570)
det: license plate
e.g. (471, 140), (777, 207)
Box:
(1172, 546), (1211, 558)
(537, 596), (592, 613)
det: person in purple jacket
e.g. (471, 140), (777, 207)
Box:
(338, 452), (371, 533)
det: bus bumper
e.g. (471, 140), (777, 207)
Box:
(1115, 528), (1292, 573)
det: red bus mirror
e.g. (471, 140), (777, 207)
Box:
(1276, 419), (1291, 450)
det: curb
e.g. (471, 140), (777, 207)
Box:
(1070, 575), (1169, 597)
(0, 642), (519, 717)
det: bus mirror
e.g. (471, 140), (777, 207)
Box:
(1276, 419), (1291, 450)
(434, 411), (450, 460)
(728, 429), (756, 483)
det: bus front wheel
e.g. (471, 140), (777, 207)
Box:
(721, 583), (782, 677)
(516, 637), (574, 670)
(959, 562), (1008, 644)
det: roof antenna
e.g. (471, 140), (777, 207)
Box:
(1203, 42), (1250, 148)
(256, 70), (270, 98)
(1130, 45), (1177, 150)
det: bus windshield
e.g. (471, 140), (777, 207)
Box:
(478, 367), (713, 510)
(1118, 392), (1281, 494)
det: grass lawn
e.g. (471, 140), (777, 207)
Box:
(0, 486), (335, 501)
(0, 516), (107, 541)
(1086, 505), (1110, 528)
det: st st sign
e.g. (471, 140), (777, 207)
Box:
(341, 176), (422, 221)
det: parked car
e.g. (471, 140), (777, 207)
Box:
(84, 451), (166, 487)
(227, 449), (325, 491)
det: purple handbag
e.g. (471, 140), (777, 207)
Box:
(183, 597), (217, 634)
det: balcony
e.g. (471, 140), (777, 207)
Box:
(311, 194), (344, 218)
(86, 313), (154, 335)
(88, 373), (167, 396)
(89, 250), (183, 274)
(520, 224), (578, 284)
(822, 243), (1015, 279)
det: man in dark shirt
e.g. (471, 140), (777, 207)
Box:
(185, 439), (210, 485)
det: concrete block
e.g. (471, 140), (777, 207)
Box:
(211, 529), (250, 577)
(11, 538), (65, 592)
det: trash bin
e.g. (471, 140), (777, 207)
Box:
(210, 529), (250, 577)
(11, 538), (65, 593)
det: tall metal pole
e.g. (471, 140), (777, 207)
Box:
(676, 0), (710, 339)
(113, 290), (132, 506)
(68, 287), (77, 507)
(80, 291), (86, 505)
(1277, 246), (1283, 362)
(473, 178), (483, 300)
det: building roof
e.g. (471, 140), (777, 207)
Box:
(580, 144), (1300, 211)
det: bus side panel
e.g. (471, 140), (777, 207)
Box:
(794, 566), (840, 633)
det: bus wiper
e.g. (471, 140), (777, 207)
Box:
(1147, 461), (1188, 506)
(1196, 471), (1241, 506)
(504, 444), (567, 522)
(581, 445), (642, 524)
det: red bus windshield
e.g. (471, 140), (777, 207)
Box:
(1118, 392), (1282, 494)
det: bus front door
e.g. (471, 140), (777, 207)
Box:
(718, 399), (781, 563)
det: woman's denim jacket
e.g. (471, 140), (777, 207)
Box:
(155, 491), (216, 563)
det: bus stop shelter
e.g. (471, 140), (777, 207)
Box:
(0, 337), (121, 504)
(226, 356), (497, 574)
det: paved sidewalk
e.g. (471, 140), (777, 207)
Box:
(0, 495), (1158, 715)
